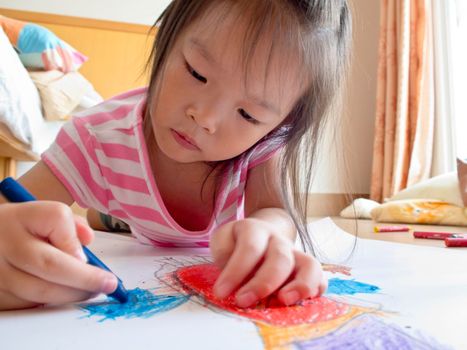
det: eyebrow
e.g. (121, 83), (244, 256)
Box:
(248, 95), (281, 116)
(189, 38), (217, 64)
(189, 38), (281, 116)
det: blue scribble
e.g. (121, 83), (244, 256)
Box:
(294, 314), (450, 350)
(78, 288), (189, 322)
(327, 278), (380, 295)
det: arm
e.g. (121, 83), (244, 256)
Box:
(0, 160), (73, 205)
(244, 153), (296, 242)
(87, 208), (130, 233)
(210, 154), (326, 308)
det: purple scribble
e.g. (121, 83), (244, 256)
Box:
(294, 314), (451, 350)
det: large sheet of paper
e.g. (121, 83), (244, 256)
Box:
(1, 218), (466, 349)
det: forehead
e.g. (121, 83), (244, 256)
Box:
(177, 2), (308, 116)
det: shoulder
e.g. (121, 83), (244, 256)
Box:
(71, 87), (148, 131)
(242, 128), (287, 170)
(49, 87), (148, 163)
(244, 152), (284, 214)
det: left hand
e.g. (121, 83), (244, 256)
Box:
(210, 218), (327, 308)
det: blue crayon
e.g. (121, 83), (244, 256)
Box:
(0, 177), (129, 303)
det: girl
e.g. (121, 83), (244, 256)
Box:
(0, 0), (351, 311)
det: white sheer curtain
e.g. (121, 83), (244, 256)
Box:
(452, 0), (467, 159)
(431, 0), (467, 177)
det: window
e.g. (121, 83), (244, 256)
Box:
(452, 0), (467, 159)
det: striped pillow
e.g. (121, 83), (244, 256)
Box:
(0, 14), (87, 72)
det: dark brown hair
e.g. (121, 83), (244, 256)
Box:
(144, 0), (352, 253)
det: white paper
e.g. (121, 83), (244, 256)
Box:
(0, 218), (466, 349)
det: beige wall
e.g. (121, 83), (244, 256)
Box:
(0, 0), (169, 25)
(311, 0), (380, 195)
(346, 0), (380, 194)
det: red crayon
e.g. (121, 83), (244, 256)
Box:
(374, 225), (410, 233)
(413, 231), (467, 240)
(445, 237), (467, 247)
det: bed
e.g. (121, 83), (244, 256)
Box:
(0, 8), (154, 179)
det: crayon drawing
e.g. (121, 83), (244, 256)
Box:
(148, 256), (447, 349)
(1, 219), (466, 349)
(79, 288), (189, 322)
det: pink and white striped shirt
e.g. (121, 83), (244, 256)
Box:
(42, 88), (283, 248)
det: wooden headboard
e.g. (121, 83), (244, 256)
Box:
(0, 9), (155, 178)
(0, 8), (155, 99)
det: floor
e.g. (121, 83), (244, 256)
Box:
(310, 216), (467, 248)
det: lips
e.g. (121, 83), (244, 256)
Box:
(171, 129), (200, 150)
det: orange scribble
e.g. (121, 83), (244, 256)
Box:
(255, 305), (377, 349)
(322, 264), (352, 276)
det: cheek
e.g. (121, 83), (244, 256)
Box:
(150, 72), (185, 119)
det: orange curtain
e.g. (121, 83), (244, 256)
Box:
(370, 0), (434, 202)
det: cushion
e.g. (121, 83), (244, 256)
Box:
(371, 199), (467, 226)
(340, 198), (380, 219)
(28, 70), (98, 121)
(0, 15), (87, 72)
(388, 172), (464, 207)
(458, 158), (467, 207)
(0, 27), (42, 145)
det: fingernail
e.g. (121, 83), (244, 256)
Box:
(75, 249), (87, 262)
(101, 277), (117, 293)
(236, 291), (257, 308)
(282, 290), (300, 305)
(214, 282), (232, 299)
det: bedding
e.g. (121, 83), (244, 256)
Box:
(28, 70), (100, 121)
(0, 14), (87, 72)
(388, 171), (464, 207)
(339, 198), (380, 219)
(371, 199), (467, 226)
(0, 24), (102, 157)
(0, 26), (42, 145)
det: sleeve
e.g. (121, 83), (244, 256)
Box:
(41, 116), (109, 211)
(245, 132), (285, 170)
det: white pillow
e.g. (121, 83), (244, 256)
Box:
(388, 172), (464, 207)
(340, 198), (380, 219)
(28, 70), (97, 121)
(0, 27), (43, 145)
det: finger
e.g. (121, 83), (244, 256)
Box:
(0, 291), (38, 311)
(2, 263), (96, 305)
(74, 215), (94, 246)
(19, 202), (86, 261)
(6, 239), (117, 295)
(234, 236), (295, 308)
(210, 222), (236, 269)
(277, 251), (325, 305)
(318, 277), (328, 296)
(213, 226), (269, 299)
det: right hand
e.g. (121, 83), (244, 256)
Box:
(0, 201), (118, 311)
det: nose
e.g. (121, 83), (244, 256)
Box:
(188, 111), (217, 134)
(187, 101), (226, 134)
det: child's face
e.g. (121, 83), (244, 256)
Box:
(149, 7), (305, 164)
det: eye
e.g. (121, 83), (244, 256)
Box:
(238, 108), (259, 125)
(185, 61), (207, 83)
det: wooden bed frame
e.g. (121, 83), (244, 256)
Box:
(0, 8), (154, 178)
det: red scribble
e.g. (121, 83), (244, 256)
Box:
(175, 264), (349, 326)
